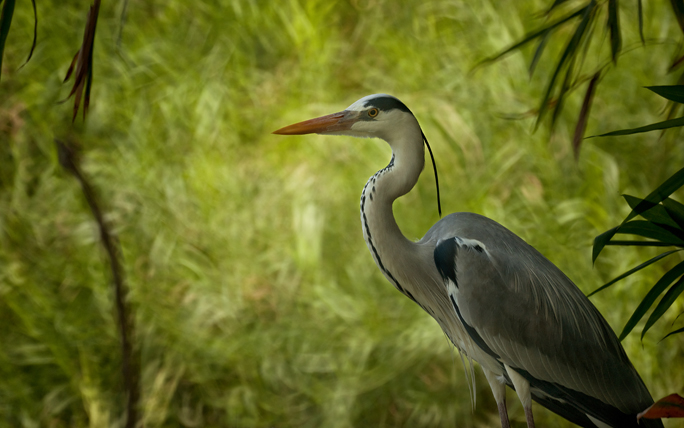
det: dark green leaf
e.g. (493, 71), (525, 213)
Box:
(625, 167), (684, 223)
(593, 226), (618, 263)
(588, 250), (682, 297)
(551, 55), (576, 128)
(573, 71), (599, 158)
(618, 260), (684, 339)
(663, 198), (684, 229)
(537, 1), (595, 127)
(638, 0), (644, 44)
(592, 116), (684, 137)
(529, 31), (551, 77)
(594, 221), (684, 263)
(0, 0), (16, 83)
(477, 4), (588, 67)
(18, 0), (36, 68)
(608, 0), (621, 63)
(671, 0), (684, 36)
(661, 325), (684, 340)
(606, 240), (678, 247)
(647, 85), (684, 104)
(642, 275), (684, 339)
(616, 220), (684, 245)
(623, 195), (681, 229)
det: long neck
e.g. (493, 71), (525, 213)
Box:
(360, 134), (425, 295)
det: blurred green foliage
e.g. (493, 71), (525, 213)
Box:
(1, 0), (684, 427)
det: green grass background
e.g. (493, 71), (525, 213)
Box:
(1, 0), (683, 427)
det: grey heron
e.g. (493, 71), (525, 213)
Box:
(273, 94), (662, 428)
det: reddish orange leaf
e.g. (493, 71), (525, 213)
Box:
(637, 393), (684, 420)
(572, 71), (600, 160)
(61, 0), (100, 122)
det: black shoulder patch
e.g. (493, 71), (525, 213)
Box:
(434, 238), (458, 286)
(363, 96), (412, 114)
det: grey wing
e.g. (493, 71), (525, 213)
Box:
(429, 213), (660, 428)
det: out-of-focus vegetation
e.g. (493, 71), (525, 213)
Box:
(1, 1), (683, 427)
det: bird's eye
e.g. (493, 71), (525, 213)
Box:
(368, 108), (379, 118)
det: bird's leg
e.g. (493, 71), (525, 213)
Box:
(523, 407), (536, 428)
(504, 364), (535, 428)
(483, 367), (510, 428)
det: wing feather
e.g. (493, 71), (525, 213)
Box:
(428, 212), (658, 427)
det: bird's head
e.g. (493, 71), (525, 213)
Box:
(273, 94), (442, 216)
(273, 94), (418, 142)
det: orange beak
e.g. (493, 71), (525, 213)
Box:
(273, 111), (355, 135)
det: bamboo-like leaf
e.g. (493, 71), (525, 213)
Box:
(593, 226), (619, 263)
(663, 198), (684, 229)
(476, 4), (588, 67)
(592, 116), (684, 137)
(638, 0), (644, 44)
(607, 0), (621, 63)
(647, 85), (684, 104)
(617, 220), (684, 245)
(625, 167), (684, 223)
(671, 0), (684, 36)
(18, 0), (36, 68)
(573, 71), (599, 158)
(642, 275), (684, 339)
(0, 0), (16, 83)
(618, 259), (684, 339)
(551, 56), (576, 128)
(606, 240), (678, 247)
(661, 325), (684, 340)
(588, 250), (682, 298)
(624, 195), (681, 229)
(537, 1), (595, 127)
(529, 31), (551, 77)
(594, 219), (684, 263)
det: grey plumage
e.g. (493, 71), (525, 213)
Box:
(274, 94), (662, 428)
